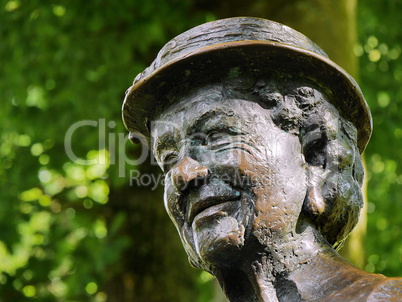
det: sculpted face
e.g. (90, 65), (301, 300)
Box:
(152, 85), (307, 270)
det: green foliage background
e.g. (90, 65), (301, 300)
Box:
(358, 0), (402, 277)
(0, 0), (401, 301)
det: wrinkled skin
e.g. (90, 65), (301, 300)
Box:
(152, 86), (307, 271)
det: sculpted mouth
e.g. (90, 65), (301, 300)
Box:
(187, 193), (241, 223)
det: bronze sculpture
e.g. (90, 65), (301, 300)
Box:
(122, 17), (402, 301)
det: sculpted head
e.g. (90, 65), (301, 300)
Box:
(150, 77), (364, 272)
(122, 17), (372, 273)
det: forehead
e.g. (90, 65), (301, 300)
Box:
(159, 86), (229, 121)
(153, 85), (269, 136)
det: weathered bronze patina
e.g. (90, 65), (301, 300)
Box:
(122, 17), (402, 301)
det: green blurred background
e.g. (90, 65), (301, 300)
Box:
(0, 0), (401, 301)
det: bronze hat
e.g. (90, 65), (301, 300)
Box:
(122, 17), (372, 153)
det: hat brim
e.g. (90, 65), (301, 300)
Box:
(122, 40), (372, 153)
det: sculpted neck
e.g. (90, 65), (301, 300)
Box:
(212, 223), (353, 302)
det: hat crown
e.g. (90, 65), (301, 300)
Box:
(133, 17), (328, 85)
(123, 17), (372, 153)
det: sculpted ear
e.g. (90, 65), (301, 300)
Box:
(302, 128), (327, 167)
(301, 129), (328, 217)
(303, 185), (325, 216)
(300, 119), (363, 247)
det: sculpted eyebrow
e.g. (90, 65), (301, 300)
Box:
(154, 110), (242, 154)
(188, 110), (234, 135)
(154, 131), (177, 155)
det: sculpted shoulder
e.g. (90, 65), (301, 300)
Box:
(324, 275), (402, 302)
(367, 277), (402, 301)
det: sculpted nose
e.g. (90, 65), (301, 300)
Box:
(171, 157), (209, 190)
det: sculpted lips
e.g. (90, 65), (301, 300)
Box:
(187, 193), (241, 223)
(185, 181), (241, 223)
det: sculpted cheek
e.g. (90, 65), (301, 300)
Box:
(207, 150), (251, 186)
(253, 186), (289, 235)
(243, 142), (307, 242)
(207, 148), (242, 168)
(164, 178), (185, 229)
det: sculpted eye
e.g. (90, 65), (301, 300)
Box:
(206, 131), (229, 143)
(161, 152), (179, 173)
